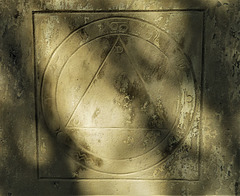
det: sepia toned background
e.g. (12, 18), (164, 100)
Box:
(0, 0), (239, 195)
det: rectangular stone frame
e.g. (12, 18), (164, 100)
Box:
(33, 10), (205, 182)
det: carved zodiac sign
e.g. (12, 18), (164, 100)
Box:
(115, 45), (124, 53)
(109, 22), (129, 33)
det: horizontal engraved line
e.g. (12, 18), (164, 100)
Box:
(65, 127), (168, 130)
(38, 177), (200, 182)
(33, 9), (205, 14)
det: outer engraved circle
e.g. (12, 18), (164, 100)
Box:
(41, 17), (197, 174)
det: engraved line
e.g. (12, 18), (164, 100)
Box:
(60, 128), (171, 162)
(64, 127), (170, 161)
(118, 37), (190, 156)
(118, 36), (168, 121)
(32, 13), (40, 180)
(65, 127), (168, 130)
(118, 33), (168, 58)
(58, 133), (182, 175)
(118, 35), (185, 131)
(119, 37), (155, 96)
(199, 11), (206, 181)
(66, 149), (160, 175)
(38, 177), (200, 182)
(33, 10), (206, 14)
(64, 36), (120, 127)
(55, 34), (118, 125)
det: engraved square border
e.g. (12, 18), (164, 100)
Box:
(33, 10), (206, 182)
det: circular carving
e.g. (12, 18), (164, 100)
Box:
(41, 17), (197, 174)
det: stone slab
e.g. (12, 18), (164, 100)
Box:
(34, 11), (203, 180)
(1, 0), (239, 195)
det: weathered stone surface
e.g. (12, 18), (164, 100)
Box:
(0, 0), (239, 195)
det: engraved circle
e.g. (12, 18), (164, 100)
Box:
(41, 17), (197, 174)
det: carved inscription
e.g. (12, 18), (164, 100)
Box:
(109, 21), (129, 33)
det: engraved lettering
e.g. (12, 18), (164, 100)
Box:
(119, 23), (128, 33)
(109, 22), (118, 31)
(79, 28), (88, 40)
(98, 23), (104, 31)
(183, 89), (194, 103)
(84, 17), (89, 24)
(151, 31), (160, 45)
(115, 45), (123, 53)
(70, 118), (80, 126)
(186, 95), (193, 103)
(109, 22), (129, 33)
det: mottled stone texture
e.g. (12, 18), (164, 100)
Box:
(0, 0), (239, 195)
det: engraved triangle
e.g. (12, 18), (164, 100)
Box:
(66, 36), (166, 129)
